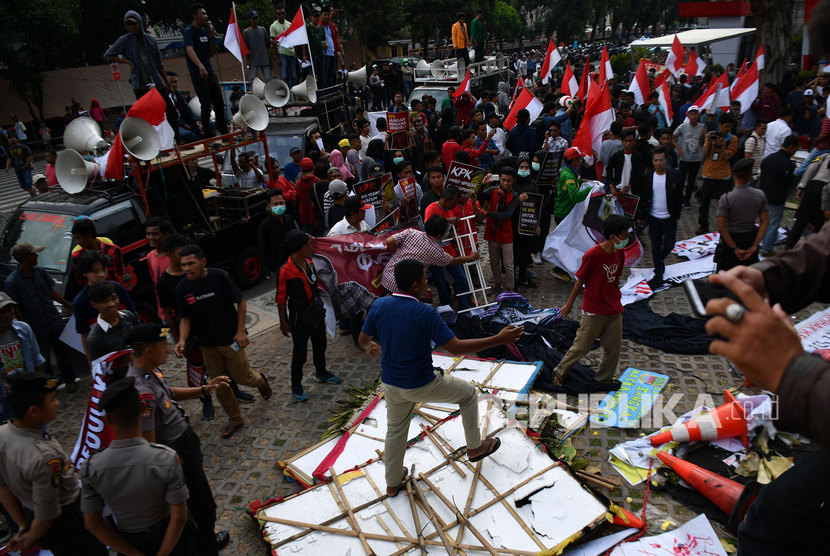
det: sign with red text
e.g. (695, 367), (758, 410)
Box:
(444, 161), (486, 197)
(354, 173), (394, 212)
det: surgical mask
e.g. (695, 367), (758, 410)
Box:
(271, 205), (286, 216)
(517, 169), (531, 177)
(531, 162), (540, 171)
(393, 157), (404, 165)
(613, 236), (629, 249)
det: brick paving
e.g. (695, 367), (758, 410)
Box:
(21, 196), (821, 554)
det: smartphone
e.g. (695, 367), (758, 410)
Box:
(230, 341), (240, 352)
(682, 278), (743, 318)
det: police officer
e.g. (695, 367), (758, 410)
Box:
(81, 376), (195, 556)
(123, 323), (231, 554)
(0, 372), (108, 555)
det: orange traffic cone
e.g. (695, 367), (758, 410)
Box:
(657, 451), (761, 532)
(610, 504), (644, 529)
(650, 390), (748, 447)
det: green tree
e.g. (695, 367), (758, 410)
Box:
(489, 1), (522, 46)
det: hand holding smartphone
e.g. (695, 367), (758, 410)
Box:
(682, 277), (744, 319)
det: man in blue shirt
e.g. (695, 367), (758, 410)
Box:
(0, 293), (46, 421)
(359, 259), (523, 496)
(183, 3), (228, 137)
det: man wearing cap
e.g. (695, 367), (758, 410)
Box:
(183, 3), (229, 138)
(328, 196), (371, 236)
(0, 373), (108, 555)
(278, 230), (342, 402)
(260, 189), (298, 277)
(713, 158), (769, 271)
(554, 147), (590, 224)
(295, 157), (321, 234)
(270, 7), (297, 86)
(284, 146), (303, 183)
(325, 179), (349, 230)
(125, 323), (230, 553)
(320, 7), (339, 89)
(0, 293), (46, 420)
(673, 105), (705, 207)
(32, 173), (48, 195)
(4, 244), (78, 392)
(243, 10), (271, 85)
(302, 8), (326, 86)
(81, 377), (194, 555)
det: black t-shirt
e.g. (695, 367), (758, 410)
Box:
(176, 268), (242, 346)
(157, 271), (185, 323)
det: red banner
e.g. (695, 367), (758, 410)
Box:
(310, 230), (399, 295)
(387, 111), (410, 150)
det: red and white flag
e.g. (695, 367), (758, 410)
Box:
(503, 87), (544, 130)
(694, 72), (730, 112)
(453, 69), (471, 98)
(665, 35), (685, 78)
(599, 46), (613, 83)
(576, 58), (590, 101)
(628, 58), (651, 105)
(730, 62), (759, 114)
(561, 62), (578, 97)
(540, 39), (562, 85)
(573, 83), (614, 156)
(685, 49), (706, 77)
(654, 73), (674, 124)
(224, 3), (249, 63)
(275, 7), (309, 49)
(753, 45), (765, 71)
(104, 87), (172, 179)
(735, 59), (747, 82)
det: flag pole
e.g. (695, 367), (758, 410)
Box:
(233, 3), (248, 93)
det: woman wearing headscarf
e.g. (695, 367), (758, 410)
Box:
(328, 149), (354, 182)
(512, 155), (540, 289)
(366, 138), (386, 168)
(89, 99), (105, 123)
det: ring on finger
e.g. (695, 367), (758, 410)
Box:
(725, 303), (746, 323)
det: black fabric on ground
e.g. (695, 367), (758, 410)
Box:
(622, 299), (714, 354)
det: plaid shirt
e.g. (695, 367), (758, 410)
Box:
(380, 228), (451, 292)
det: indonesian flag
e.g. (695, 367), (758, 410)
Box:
(275, 7), (309, 49)
(628, 58), (651, 105)
(561, 62), (578, 97)
(694, 72), (730, 112)
(576, 58), (590, 101)
(754, 45), (765, 71)
(665, 35), (685, 78)
(453, 69), (471, 98)
(540, 39), (562, 85)
(685, 49), (706, 77)
(654, 73), (674, 124)
(573, 83), (614, 156)
(224, 3), (249, 63)
(503, 87), (544, 130)
(730, 62), (759, 114)
(599, 46), (613, 82)
(104, 87), (172, 179)
(735, 59), (748, 82)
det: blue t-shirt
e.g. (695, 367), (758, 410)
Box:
(362, 294), (455, 389)
(183, 25), (213, 75)
(323, 25), (335, 56)
(283, 162), (302, 183)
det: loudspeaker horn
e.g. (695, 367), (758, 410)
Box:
(251, 77), (268, 100)
(347, 65), (367, 87)
(415, 59), (431, 78)
(430, 59), (445, 79)
(290, 75), (317, 104)
(455, 57), (465, 77)
(187, 96), (215, 123)
(232, 94), (269, 131)
(263, 79), (291, 108)
(55, 149), (99, 194)
(119, 117), (161, 161)
(495, 52), (506, 70)
(63, 117), (108, 155)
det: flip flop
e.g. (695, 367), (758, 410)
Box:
(469, 437), (501, 463)
(221, 421), (244, 439)
(386, 467), (409, 497)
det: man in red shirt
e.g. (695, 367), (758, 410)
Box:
(70, 217), (124, 286)
(424, 187), (474, 310)
(294, 157), (320, 235)
(478, 166), (526, 292)
(441, 127), (462, 170)
(459, 128), (495, 168)
(552, 214), (631, 389)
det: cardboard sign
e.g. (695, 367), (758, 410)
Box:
(535, 151), (563, 189)
(387, 111), (410, 150)
(518, 193), (544, 236)
(369, 210), (398, 233)
(354, 173), (394, 211)
(111, 62), (121, 81)
(444, 161), (486, 197)
(397, 176), (419, 221)
(590, 367), (670, 428)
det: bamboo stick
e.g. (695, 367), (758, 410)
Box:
(328, 467), (376, 555)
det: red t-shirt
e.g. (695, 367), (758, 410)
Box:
(575, 244), (624, 316)
(424, 202), (458, 256)
(483, 188), (514, 244)
(816, 117), (830, 150)
(453, 198), (479, 255)
(295, 175), (319, 226)
(268, 176), (297, 202)
(441, 141), (462, 171)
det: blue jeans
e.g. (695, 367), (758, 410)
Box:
(794, 147), (830, 177)
(279, 53), (297, 86)
(761, 204), (784, 253)
(430, 264), (470, 310)
(648, 216), (678, 279)
(15, 167), (33, 190)
(178, 126), (201, 143)
(248, 64), (272, 84)
(309, 56), (324, 86)
(37, 330), (77, 383)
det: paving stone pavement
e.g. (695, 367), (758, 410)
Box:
(32, 193), (823, 554)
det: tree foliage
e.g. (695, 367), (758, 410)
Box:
(490, 1), (522, 46)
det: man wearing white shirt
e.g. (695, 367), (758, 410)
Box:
(371, 118), (388, 144)
(327, 196), (371, 236)
(763, 107), (794, 159)
(230, 150), (265, 188)
(486, 112), (506, 158)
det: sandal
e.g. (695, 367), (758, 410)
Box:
(221, 421), (245, 439)
(386, 467), (409, 497)
(469, 437), (501, 463)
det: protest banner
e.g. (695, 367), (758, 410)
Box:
(590, 367), (670, 428)
(354, 173), (394, 211)
(310, 229), (399, 296)
(397, 176), (419, 221)
(369, 209), (398, 233)
(387, 111), (410, 150)
(618, 194), (640, 219)
(518, 193), (544, 236)
(535, 151), (563, 190)
(445, 161), (486, 197)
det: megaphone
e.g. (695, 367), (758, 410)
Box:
(232, 94), (269, 131)
(347, 65), (367, 87)
(455, 57), (465, 77)
(495, 52), (506, 70)
(290, 75), (317, 104)
(251, 77), (268, 100)
(415, 59), (431, 78)
(119, 117), (161, 161)
(187, 96), (215, 123)
(63, 117), (108, 155)
(483, 55), (495, 70)
(430, 59), (445, 79)
(263, 79), (291, 108)
(55, 149), (99, 194)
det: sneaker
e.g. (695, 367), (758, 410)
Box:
(526, 269), (537, 278)
(201, 395), (215, 420)
(647, 276), (664, 291)
(550, 268), (572, 282)
(518, 278), (537, 289)
(233, 387), (255, 404)
(314, 371), (342, 384)
(257, 374), (273, 400)
(532, 253), (543, 265)
(292, 388), (309, 402)
(683, 202), (692, 209)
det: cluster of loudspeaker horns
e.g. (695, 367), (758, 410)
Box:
(341, 56), (506, 87)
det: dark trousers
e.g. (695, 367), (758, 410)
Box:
(134, 85), (180, 142)
(787, 181), (826, 248)
(324, 55), (336, 88)
(678, 160), (701, 203)
(189, 72), (228, 136)
(455, 48), (470, 68)
(167, 426), (218, 556)
(291, 323), (327, 390)
(648, 216), (677, 279)
(430, 264), (470, 310)
(738, 450), (830, 555)
(36, 497), (108, 556)
(473, 43), (484, 63)
(697, 177), (731, 230)
(118, 516), (196, 556)
(37, 328), (77, 382)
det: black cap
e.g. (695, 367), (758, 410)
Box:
(284, 229), (310, 253)
(290, 146), (302, 154)
(124, 323), (170, 346)
(99, 377), (140, 412)
(7, 372), (60, 395)
(731, 158), (754, 174)
(344, 196), (371, 213)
